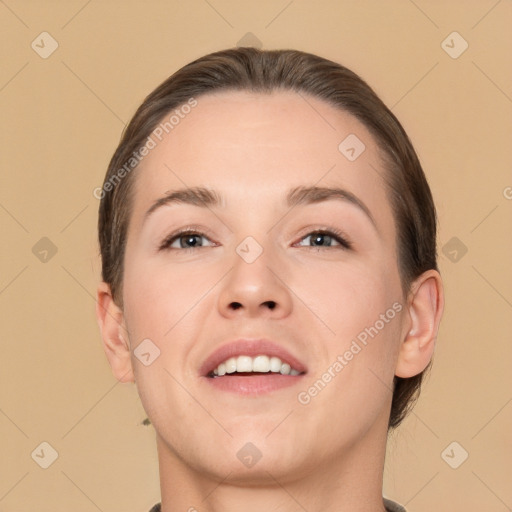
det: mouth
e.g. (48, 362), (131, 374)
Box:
(200, 339), (307, 395)
(207, 354), (303, 378)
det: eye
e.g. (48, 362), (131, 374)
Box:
(296, 229), (352, 250)
(159, 229), (216, 251)
(158, 227), (351, 252)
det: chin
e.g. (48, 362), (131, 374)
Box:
(193, 431), (320, 484)
(199, 451), (310, 486)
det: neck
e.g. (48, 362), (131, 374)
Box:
(156, 411), (390, 512)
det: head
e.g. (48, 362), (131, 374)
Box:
(96, 48), (443, 480)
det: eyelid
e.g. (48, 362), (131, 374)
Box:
(158, 225), (217, 251)
(159, 225), (353, 252)
(293, 226), (353, 250)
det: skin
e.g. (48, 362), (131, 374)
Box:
(96, 90), (444, 512)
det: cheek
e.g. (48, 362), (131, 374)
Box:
(121, 256), (217, 428)
(294, 256), (402, 342)
(295, 265), (402, 440)
(293, 258), (403, 401)
(122, 253), (215, 337)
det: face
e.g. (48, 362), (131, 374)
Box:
(120, 90), (407, 482)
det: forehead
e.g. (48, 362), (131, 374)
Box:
(130, 90), (394, 235)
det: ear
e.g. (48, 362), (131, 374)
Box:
(395, 269), (444, 378)
(96, 282), (135, 383)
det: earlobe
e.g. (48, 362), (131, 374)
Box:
(96, 282), (135, 383)
(395, 270), (444, 378)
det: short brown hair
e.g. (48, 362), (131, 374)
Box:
(98, 47), (439, 430)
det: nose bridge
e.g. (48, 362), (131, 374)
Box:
(217, 232), (292, 318)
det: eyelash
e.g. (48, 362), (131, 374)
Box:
(158, 226), (353, 252)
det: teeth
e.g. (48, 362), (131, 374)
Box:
(210, 355), (301, 377)
(280, 363), (291, 375)
(253, 355), (270, 372)
(225, 357), (237, 374)
(269, 356), (282, 372)
(237, 355), (253, 372)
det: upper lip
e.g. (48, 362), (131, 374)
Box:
(199, 339), (308, 376)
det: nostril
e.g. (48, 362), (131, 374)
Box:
(228, 301), (276, 310)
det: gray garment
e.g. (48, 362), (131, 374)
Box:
(149, 498), (407, 511)
(383, 497), (407, 512)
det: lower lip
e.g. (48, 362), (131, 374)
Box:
(202, 373), (305, 395)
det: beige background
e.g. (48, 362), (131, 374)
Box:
(1, 0), (511, 510)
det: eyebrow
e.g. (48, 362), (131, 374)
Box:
(144, 185), (377, 230)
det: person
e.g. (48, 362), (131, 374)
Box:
(95, 47), (444, 512)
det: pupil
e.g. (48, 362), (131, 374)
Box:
(183, 235), (200, 248)
(313, 234), (329, 246)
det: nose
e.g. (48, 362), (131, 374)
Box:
(217, 242), (293, 319)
